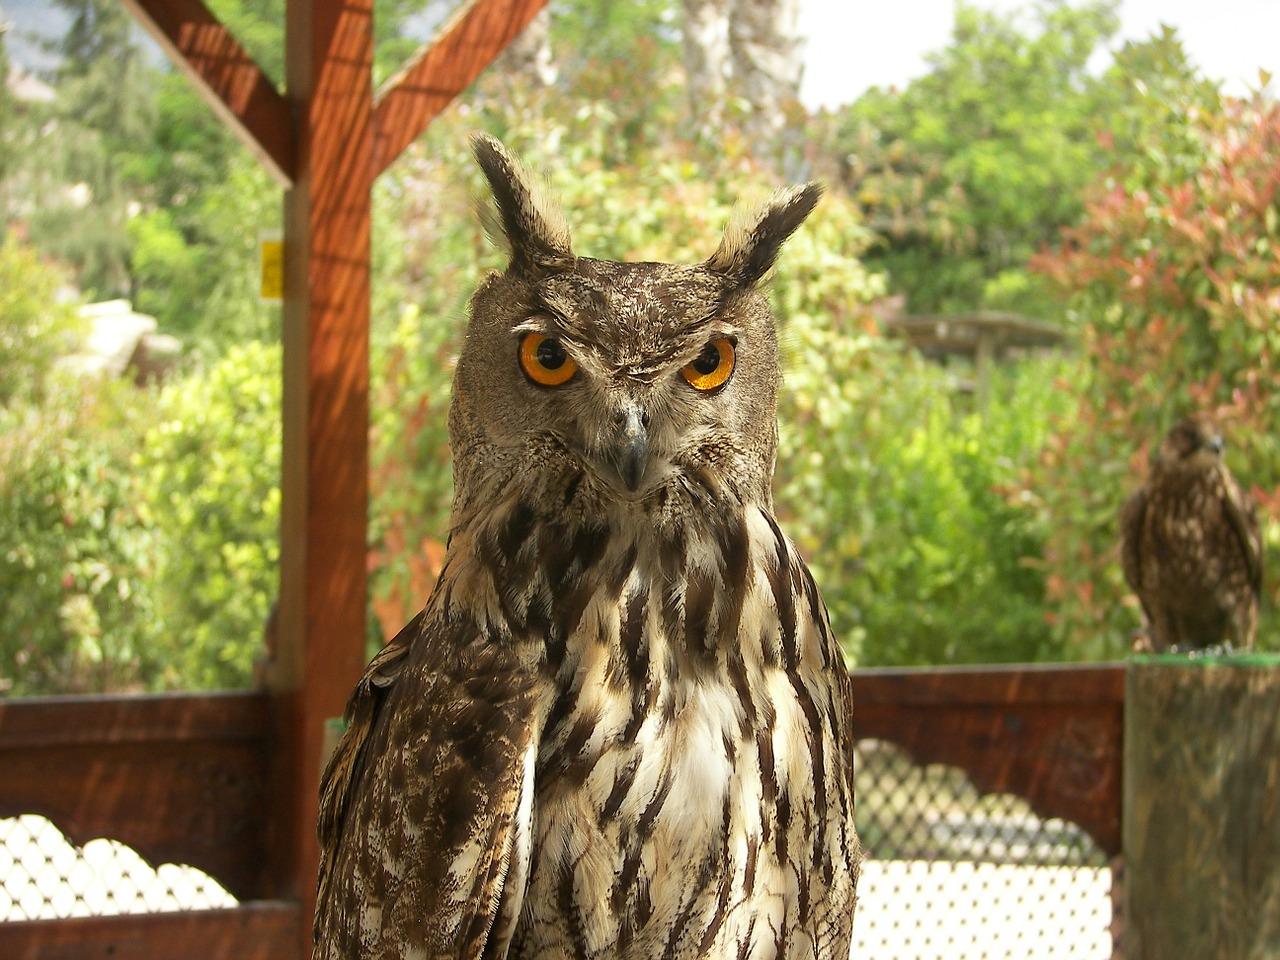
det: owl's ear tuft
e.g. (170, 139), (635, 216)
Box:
(471, 133), (573, 273)
(706, 183), (822, 288)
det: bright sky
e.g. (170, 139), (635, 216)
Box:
(798, 0), (1280, 109)
(5, 0), (1277, 110)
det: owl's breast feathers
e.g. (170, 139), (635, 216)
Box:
(315, 494), (859, 959)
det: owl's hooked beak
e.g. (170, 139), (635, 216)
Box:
(612, 403), (650, 493)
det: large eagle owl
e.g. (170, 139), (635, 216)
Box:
(314, 135), (860, 958)
(1120, 414), (1264, 652)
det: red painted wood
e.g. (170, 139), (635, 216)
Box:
(271, 0), (374, 952)
(119, 0), (293, 184)
(0, 693), (272, 901)
(849, 664), (1126, 855)
(371, 0), (550, 176)
(0, 903), (299, 960)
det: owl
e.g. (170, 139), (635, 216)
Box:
(1120, 414), (1264, 652)
(314, 134), (860, 959)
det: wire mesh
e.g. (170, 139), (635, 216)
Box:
(3, 743), (1113, 956)
(0, 814), (237, 921)
(853, 739), (1113, 959)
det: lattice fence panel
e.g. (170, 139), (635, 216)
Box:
(4, 745), (1114, 957)
(854, 739), (1113, 959)
(1, 815), (236, 921)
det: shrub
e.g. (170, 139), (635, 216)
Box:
(0, 237), (84, 407)
(1034, 92), (1280, 655)
(0, 344), (280, 694)
(138, 342), (281, 688)
(0, 379), (162, 694)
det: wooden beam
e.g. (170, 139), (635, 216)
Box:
(371, 0), (549, 176)
(0, 693), (273, 902)
(0, 903), (300, 960)
(269, 0), (374, 951)
(849, 663), (1126, 855)
(119, 0), (295, 185)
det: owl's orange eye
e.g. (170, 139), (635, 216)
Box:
(681, 338), (735, 392)
(519, 332), (577, 387)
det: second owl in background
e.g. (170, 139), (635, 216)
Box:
(314, 134), (860, 959)
(1120, 414), (1264, 653)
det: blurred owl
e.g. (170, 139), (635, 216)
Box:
(1120, 414), (1264, 652)
(314, 135), (860, 959)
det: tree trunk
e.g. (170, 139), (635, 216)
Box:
(680, 0), (732, 135)
(728, 0), (802, 141)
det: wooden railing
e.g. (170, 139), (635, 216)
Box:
(0, 691), (297, 958)
(0, 664), (1125, 958)
(850, 663), (1124, 855)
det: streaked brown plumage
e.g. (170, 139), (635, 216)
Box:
(314, 135), (860, 959)
(1120, 414), (1263, 651)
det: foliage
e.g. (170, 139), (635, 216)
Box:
(30, 0), (156, 298)
(777, 331), (1075, 665)
(132, 146), (281, 349)
(12, 0), (1242, 693)
(366, 97), (1071, 667)
(1033, 90), (1280, 656)
(0, 378), (163, 694)
(549, 0), (679, 80)
(833, 0), (1121, 316)
(2, 0), (279, 349)
(0, 30), (14, 193)
(0, 237), (84, 406)
(137, 342), (281, 688)
(0, 345), (280, 694)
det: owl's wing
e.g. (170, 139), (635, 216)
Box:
(1222, 473), (1264, 595)
(1119, 486), (1150, 611)
(315, 609), (540, 960)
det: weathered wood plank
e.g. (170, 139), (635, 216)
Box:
(1124, 656), (1280, 959)
(0, 693), (272, 901)
(118, 0), (294, 185)
(0, 903), (299, 960)
(371, 0), (550, 176)
(850, 664), (1125, 855)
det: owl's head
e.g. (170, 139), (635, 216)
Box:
(1159, 414), (1225, 472)
(448, 134), (819, 525)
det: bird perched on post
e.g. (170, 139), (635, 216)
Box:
(1120, 414), (1264, 652)
(314, 135), (860, 959)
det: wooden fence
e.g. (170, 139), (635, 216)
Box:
(0, 663), (1125, 959)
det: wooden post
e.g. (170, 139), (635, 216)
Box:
(114, 0), (551, 952)
(268, 0), (373, 951)
(1123, 654), (1280, 959)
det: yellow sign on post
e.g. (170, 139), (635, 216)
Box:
(260, 233), (283, 302)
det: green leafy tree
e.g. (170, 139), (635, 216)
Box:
(31, 0), (158, 298)
(836, 0), (1120, 315)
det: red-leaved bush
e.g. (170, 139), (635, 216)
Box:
(1033, 91), (1280, 656)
